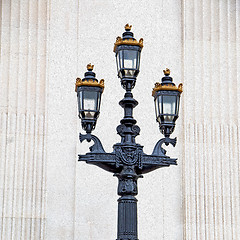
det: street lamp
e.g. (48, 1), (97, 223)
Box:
(152, 68), (183, 138)
(75, 63), (104, 136)
(75, 24), (183, 240)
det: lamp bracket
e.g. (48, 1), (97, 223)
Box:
(151, 137), (177, 156)
(79, 133), (106, 153)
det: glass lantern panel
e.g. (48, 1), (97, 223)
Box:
(97, 92), (102, 112)
(158, 96), (162, 115)
(176, 95), (180, 115)
(118, 51), (123, 69)
(137, 51), (141, 69)
(116, 55), (119, 72)
(162, 95), (176, 115)
(77, 91), (83, 112)
(123, 50), (137, 69)
(83, 91), (98, 111)
(154, 98), (158, 119)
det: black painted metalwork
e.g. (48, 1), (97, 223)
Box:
(76, 25), (182, 240)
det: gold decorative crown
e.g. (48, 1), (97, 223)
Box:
(163, 68), (170, 76)
(125, 24), (132, 31)
(75, 78), (104, 92)
(113, 25), (144, 52)
(87, 63), (94, 70)
(152, 83), (183, 96)
(114, 37), (143, 52)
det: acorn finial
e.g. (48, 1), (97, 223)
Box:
(87, 63), (94, 71)
(125, 24), (132, 31)
(163, 68), (170, 76)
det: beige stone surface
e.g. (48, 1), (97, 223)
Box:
(0, 0), (240, 239)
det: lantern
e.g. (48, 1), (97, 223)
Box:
(75, 64), (104, 133)
(152, 69), (183, 137)
(114, 24), (143, 88)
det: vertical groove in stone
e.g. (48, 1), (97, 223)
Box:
(217, 125), (224, 239)
(236, 3), (240, 239)
(0, 0), (2, 59)
(183, 123), (189, 240)
(208, 124), (215, 240)
(237, 0), (240, 237)
(237, 126), (240, 240)
(1, 1), (12, 239)
(227, 0), (235, 232)
(0, 113), (7, 239)
(237, 1), (240, 122)
(31, 0), (39, 237)
(194, 124), (198, 240)
(11, 1), (21, 239)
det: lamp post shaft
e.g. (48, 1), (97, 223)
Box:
(116, 165), (139, 240)
(117, 195), (138, 240)
(115, 84), (142, 240)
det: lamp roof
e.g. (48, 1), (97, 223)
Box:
(113, 24), (143, 52)
(75, 64), (104, 92)
(152, 68), (183, 96)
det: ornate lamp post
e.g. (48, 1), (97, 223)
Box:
(75, 24), (183, 240)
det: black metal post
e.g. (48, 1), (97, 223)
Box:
(113, 80), (142, 240)
(115, 166), (140, 240)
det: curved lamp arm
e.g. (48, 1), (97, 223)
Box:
(151, 137), (177, 156)
(79, 133), (106, 153)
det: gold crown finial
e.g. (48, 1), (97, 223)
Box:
(125, 24), (132, 31)
(87, 63), (94, 71)
(163, 68), (170, 76)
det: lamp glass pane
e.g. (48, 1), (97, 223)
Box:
(123, 50), (137, 69)
(154, 98), (158, 119)
(118, 51), (123, 69)
(83, 91), (98, 119)
(97, 92), (102, 111)
(176, 95), (180, 115)
(77, 91), (83, 111)
(116, 55), (119, 72)
(158, 96), (162, 115)
(137, 51), (141, 69)
(84, 91), (97, 110)
(163, 95), (176, 115)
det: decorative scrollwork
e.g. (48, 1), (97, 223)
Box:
(116, 124), (140, 137)
(132, 125), (140, 136)
(79, 133), (105, 153)
(151, 137), (177, 156)
(116, 124), (126, 137)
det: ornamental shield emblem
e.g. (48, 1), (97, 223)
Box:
(115, 145), (143, 169)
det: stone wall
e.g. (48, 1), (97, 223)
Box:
(0, 0), (239, 239)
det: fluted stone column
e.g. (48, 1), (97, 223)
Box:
(0, 0), (48, 239)
(182, 0), (240, 239)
